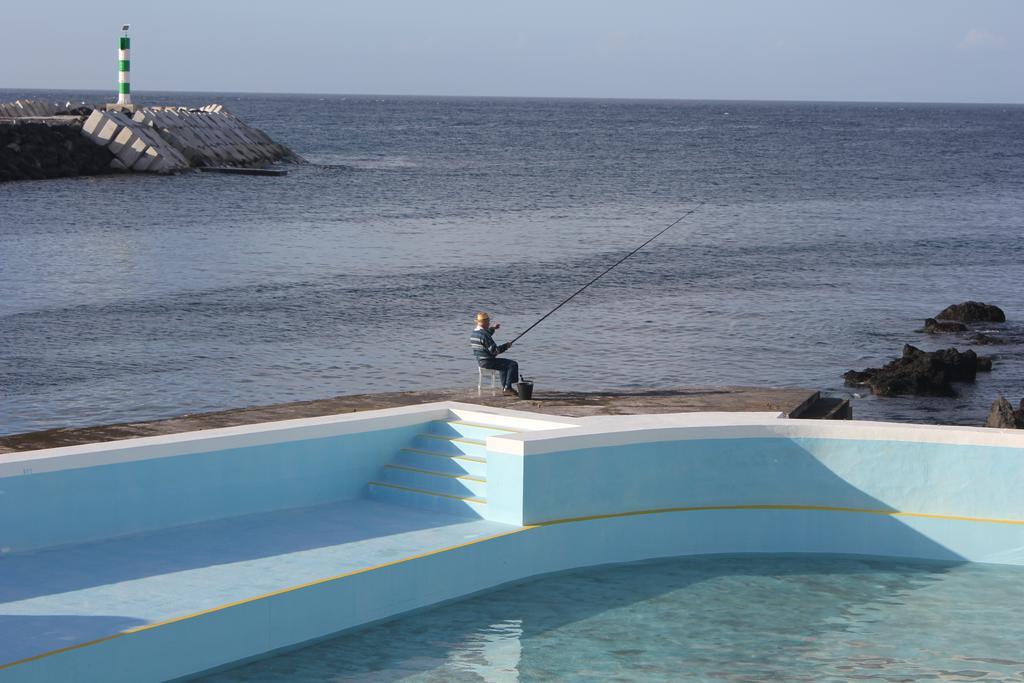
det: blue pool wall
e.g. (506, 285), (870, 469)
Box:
(0, 407), (449, 553)
(480, 418), (1024, 533)
(6, 407), (1016, 555)
(517, 436), (1024, 524)
(5, 508), (1024, 683)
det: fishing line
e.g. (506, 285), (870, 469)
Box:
(510, 201), (706, 344)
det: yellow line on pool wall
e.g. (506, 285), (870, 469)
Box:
(3, 502), (1022, 672)
(535, 503), (1024, 528)
(368, 480), (487, 503)
(384, 463), (486, 481)
(0, 526), (530, 671)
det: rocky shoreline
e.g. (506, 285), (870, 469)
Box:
(845, 301), (1022, 428)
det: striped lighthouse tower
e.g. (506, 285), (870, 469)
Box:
(117, 25), (132, 105)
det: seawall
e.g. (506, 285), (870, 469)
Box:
(0, 386), (844, 454)
(0, 99), (300, 181)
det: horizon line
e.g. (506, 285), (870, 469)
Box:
(1, 85), (1022, 108)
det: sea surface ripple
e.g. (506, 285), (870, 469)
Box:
(1, 91), (1023, 434)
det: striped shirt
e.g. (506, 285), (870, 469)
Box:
(470, 326), (508, 365)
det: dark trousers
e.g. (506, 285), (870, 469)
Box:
(481, 358), (519, 389)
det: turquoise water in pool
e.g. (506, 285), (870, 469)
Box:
(200, 555), (1024, 682)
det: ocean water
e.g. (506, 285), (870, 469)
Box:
(198, 555), (1024, 682)
(2, 90), (1023, 434)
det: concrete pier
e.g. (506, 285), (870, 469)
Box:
(0, 99), (300, 181)
(0, 386), (845, 454)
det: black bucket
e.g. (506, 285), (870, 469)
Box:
(516, 380), (534, 400)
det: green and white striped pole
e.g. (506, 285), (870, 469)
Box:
(117, 26), (132, 105)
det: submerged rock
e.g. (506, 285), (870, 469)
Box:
(969, 332), (1007, 345)
(936, 301), (1006, 323)
(985, 397), (1024, 429)
(843, 345), (992, 397)
(922, 318), (967, 333)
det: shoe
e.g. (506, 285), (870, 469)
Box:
(502, 388), (518, 396)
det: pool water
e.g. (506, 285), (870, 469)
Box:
(199, 555), (1024, 682)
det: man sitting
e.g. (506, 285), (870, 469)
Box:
(470, 312), (519, 395)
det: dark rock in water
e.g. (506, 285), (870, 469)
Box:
(905, 345), (989, 380)
(985, 397), (1024, 429)
(986, 398), (1016, 428)
(936, 301), (1006, 323)
(922, 318), (967, 333)
(843, 344), (990, 397)
(969, 332), (1006, 345)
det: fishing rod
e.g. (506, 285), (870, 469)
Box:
(509, 201), (705, 345)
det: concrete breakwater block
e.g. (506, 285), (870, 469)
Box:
(0, 99), (62, 118)
(133, 104), (301, 168)
(110, 127), (146, 167)
(82, 110), (119, 144)
(81, 109), (189, 174)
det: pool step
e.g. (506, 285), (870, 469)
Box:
(381, 463), (488, 498)
(366, 418), (515, 517)
(411, 433), (488, 459)
(394, 447), (487, 478)
(426, 420), (520, 441)
(366, 481), (487, 518)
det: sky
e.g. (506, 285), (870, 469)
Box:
(0, 1), (1021, 103)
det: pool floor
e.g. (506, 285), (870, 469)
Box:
(199, 554), (1024, 682)
(0, 499), (515, 667)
